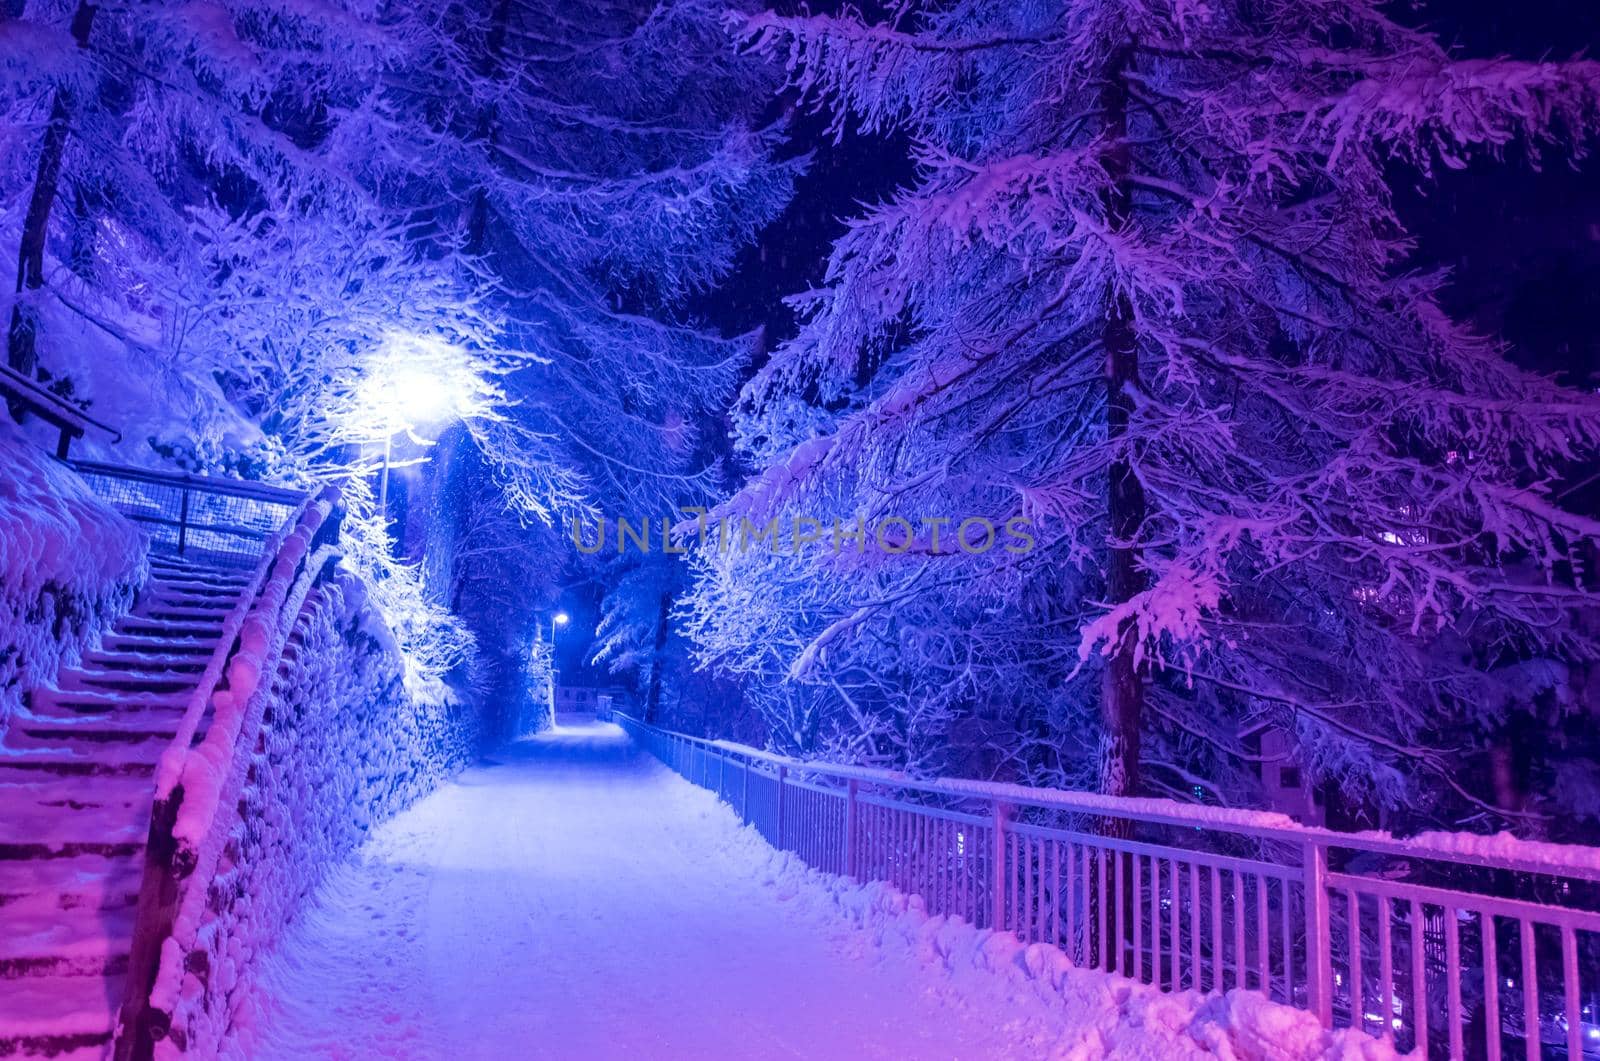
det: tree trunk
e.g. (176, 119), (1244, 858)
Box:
(7, 0), (96, 391)
(1097, 47), (1146, 803)
(644, 589), (672, 724)
(465, 0), (513, 256)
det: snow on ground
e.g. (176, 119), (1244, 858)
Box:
(238, 720), (1396, 1061)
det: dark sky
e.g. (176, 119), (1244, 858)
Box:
(1407, 0), (1600, 388)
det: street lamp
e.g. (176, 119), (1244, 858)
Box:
(548, 611), (570, 726)
(371, 363), (454, 520)
(353, 332), (485, 522)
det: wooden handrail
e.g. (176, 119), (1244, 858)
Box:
(0, 361), (120, 457)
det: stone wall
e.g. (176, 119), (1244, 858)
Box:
(156, 567), (478, 1056)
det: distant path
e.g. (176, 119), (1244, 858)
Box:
(243, 721), (1068, 1060)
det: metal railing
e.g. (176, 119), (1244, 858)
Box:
(65, 459), (303, 564)
(620, 714), (1600, 1060)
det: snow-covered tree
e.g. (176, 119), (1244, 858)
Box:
(384, 0), (803, 521)
(0, 1), (512, 695)
(1, 0), (798, 726)
(370, 0), (802, 723)
(687, 0), (1600, 823)
(1, 1), (403, 385)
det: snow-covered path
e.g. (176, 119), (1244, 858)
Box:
(243, 720), (1059, 1059)
(242, 720), (1383, 1061)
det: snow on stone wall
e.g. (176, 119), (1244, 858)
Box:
(0, 427), (145, 736)
(159, 566), (478, 1056)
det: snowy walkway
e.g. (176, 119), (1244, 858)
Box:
(242, 720), (1378, 1061)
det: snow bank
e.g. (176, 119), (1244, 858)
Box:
(0, 426), (145, 735)
(751, 847), (1397, 1061)
(153, 566), (478, 1058)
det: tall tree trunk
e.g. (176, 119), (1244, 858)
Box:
(1097, 46), (1146, 802)
(465, 0), (513, 256)
(644, 589), (672, 724)
(1092, 50), (1146, 975)
(7, 0), (96, 390)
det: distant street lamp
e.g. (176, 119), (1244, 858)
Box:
(547, 611), (570, 726)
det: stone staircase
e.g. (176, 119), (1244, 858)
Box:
(0, 553), (254, 1059)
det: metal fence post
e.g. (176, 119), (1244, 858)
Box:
(1304, 840), (1332, 1025)
(742, 758), (751, 823)
(177, 485), (191, 556)
(992, 801), (1012, 932)
(776, 764), (788, 850)
(844, 779), (860, 879)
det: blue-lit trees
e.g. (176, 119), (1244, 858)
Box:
(0, 1), (795, 717)
(1, 1), (408, 391)
(385, 0), (801, 520)
(378, 0), (800, 729)
(0, 3), (506, 694)
(686, 1), (1600, 822)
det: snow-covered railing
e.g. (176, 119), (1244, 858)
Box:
(67, 459), (304, 565)
(619, 714), (1600, 1060)
(116, 486), (343, 1061)
(0, 360), (121, 457)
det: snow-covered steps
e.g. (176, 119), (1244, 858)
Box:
(145, 578), (239, 598)
(0, 855), (143, 920)
(0, 758), (158, 785)
(114, 618), (223, 641)
(67, 671), (197, 696)
(146, 584), (237, 602)
(0, 903), (135, 976)
(26, 694), (189, 723)
(0, 776), (152, 825)
(0, 973), (125, 1060)
(0, 551), (258, 1059)
(79, 649), (207, 674)
(3, 722), (179, 764)
(97, 633), (215, 658)
(146, 560), (251, 587)
(134, 602), (232, 624)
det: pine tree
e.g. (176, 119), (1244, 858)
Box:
(386, 0), (803, 521)
(688, 0), (1600, 820)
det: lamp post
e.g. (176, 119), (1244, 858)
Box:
(378, 432), (394, 519)
(548, 611), (569, 726)
(357, 335), (469, 526)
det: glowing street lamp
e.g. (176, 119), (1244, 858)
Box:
(548, 611), (571, 727)
(354, 332), (480, 520)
